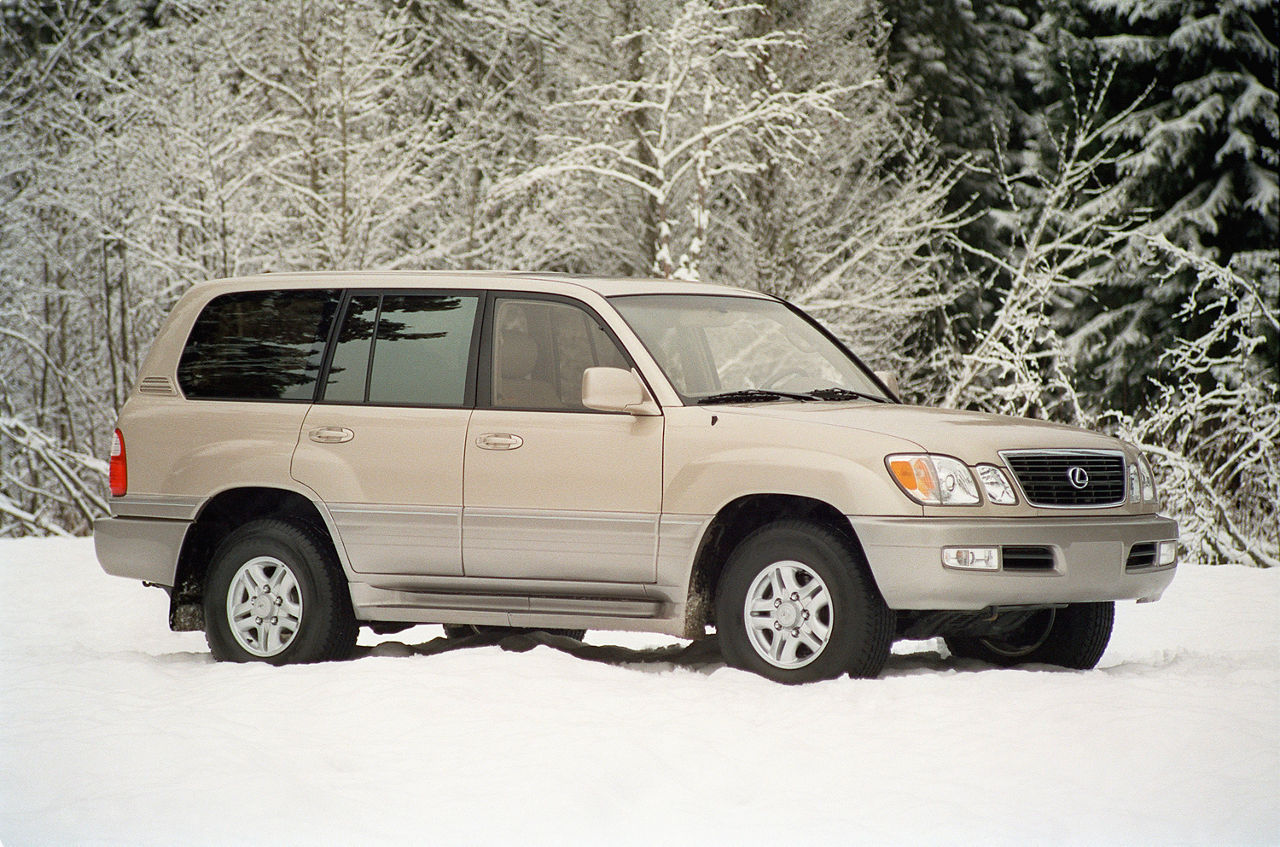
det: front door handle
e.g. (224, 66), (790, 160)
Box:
(308, 426), (354, 444)
(476, 432), (523, 451)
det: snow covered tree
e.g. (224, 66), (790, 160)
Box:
(1115, 237), (1279, 567)
(501, 0), (857, 279)
(0, 0), (158, 531)
(493, 0), (965, 388)
(885, 0), (1041, 262)
(943, 73), (1146, 422)
(1054, 0), (1279, 412)
(712, 0), (968, 388)
(199, 0), (464, 270)
(935, 63), (1278, 566)
(1094, 0), (1277, 260)
(398, 0), (618, 273)
(0, 413), (109, 536)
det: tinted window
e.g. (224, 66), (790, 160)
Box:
(324, 295), (379, 403)
(322, 293), (478, 407)
(177, 290), (340, 401)
(491, 298), (629, 411)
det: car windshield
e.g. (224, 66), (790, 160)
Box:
(610, 294), (890, 404)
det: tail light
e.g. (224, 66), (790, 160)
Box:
(109, 429), (127, 496)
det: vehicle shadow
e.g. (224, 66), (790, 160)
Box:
(356, 630), (993, 678)
(147, 634), (1124, 677)
(359, 629), (727, 675)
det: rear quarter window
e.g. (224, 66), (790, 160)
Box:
(177, 289), (340, 401)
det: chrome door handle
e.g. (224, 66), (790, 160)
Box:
(308, 426), (354, 444)
(476, 433), (523, 451)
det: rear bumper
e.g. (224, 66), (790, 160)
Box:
(848, 513), (1178, 610)
(94, 516), (188, 587)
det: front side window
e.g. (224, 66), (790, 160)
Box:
(323, 293), (479, 407)
(177, 289), (340, 401)
(611, 294), (888, 403)
(490, 298), (629, 411)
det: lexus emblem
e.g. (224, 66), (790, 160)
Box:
(1067, 466), (1090, 489)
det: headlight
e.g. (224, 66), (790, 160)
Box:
(886, 454), (980, 506)
(975, 464), (1017, 505)
(1128, 449), (1158, 503)
(1137, 454), (1157, 502)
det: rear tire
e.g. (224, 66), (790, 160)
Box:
(715, 520), (893, 683)
(204, 519), (358, 664)
(945, 602), (1114, 670)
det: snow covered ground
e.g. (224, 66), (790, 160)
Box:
(0, 538), (1276, 846)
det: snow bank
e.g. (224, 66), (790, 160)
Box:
(1, 539), (1276, 846)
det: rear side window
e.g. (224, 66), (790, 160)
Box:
(177, 289), (340, 401)
(323, 293), (479, 407)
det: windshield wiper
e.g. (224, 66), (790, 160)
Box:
(696, 389), (812, 405)
(802, 387), (888, 403)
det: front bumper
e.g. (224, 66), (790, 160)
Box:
(94, 516), (189, 587)
(847, 513), (1178, 610)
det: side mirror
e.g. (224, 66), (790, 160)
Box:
(581, 367), (660, 416)
(874, 370), (900, 397)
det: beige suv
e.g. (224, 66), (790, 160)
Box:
(95, 272), (1177, 682)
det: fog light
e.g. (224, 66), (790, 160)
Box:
(1158, 540), (1177, 566)
(942, 547), (1000, 571)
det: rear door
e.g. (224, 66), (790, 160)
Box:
(291, 290), (482, 576)
(462, 294), (664, 583)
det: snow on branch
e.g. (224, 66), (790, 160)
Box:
(1116, 235), (1279, 567)
(495, 0), (865, 280)
(1, 416), (109, 537)
(943, 70), (1146, 423)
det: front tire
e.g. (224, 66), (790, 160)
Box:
(945, 602), (1114, 670)
(204, 519), (358, 664)
(715, 520), (893, 683)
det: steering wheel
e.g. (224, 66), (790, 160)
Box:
(761, 367), (811, 392)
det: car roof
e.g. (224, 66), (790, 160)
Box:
(186, 270), (772, 300)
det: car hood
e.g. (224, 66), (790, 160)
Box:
(715, 402), (1124, 463)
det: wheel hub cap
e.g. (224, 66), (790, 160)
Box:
(227, 556), (303, 658)
(251, 593), (275, 618)
(744, 560), (833, 670)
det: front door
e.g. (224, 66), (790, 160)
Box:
(463, 295), (663, 583)
(291, 290), (482, 576)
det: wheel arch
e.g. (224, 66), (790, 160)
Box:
(168, 486), (339, 632)
(681, 493), (875, 637)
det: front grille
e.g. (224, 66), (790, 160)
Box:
(1001, 545), (1055, 571)
(1001, 450), (1127, 508)
(1126, 542), (1157, 570)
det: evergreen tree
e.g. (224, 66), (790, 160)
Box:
(1096, 0), (1277, 261)
(1062, 0), (1279, 410)
(884, 0), (1040, 259)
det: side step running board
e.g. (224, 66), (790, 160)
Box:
(350, 583), (665, 626)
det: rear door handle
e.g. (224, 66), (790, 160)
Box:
(476, 433), (523, 451)
(308, 426), (354, 444)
